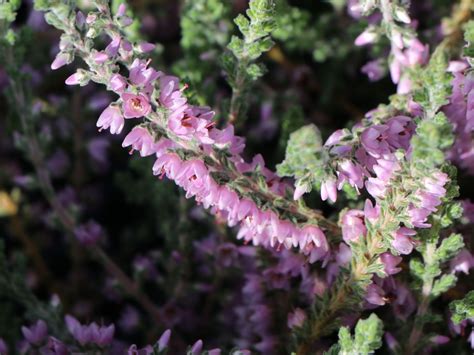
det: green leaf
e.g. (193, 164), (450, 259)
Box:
(276, 124), (324, 189)
(332, 314), (384, 355)
(412, 50), (452, 117)
(410, 112), (454, 168)
(338, 326), (353, 353)
(353, 314), (384, 354)
(436, 234), (464, 264)
(450, 290), (474, 324)
(432, 274), (457, 297)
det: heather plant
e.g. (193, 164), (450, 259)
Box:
(0, 0), (473, 354)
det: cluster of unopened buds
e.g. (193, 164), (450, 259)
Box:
(51, 4), (332, 264)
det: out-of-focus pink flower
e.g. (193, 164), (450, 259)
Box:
(21, 320), (48, 346)
(450, 249), (474, 275)
(74, 220), (103, 246)
(109, 74), (127, 93)
(0, 338), (7, 355)
(385, 332), (399, 351)
(190, 340), (203, 355)
(65, 315), (91, 345)
(287, 308), (306, 329)
(138, 42), (156, 53)
(365, 283), (386, 306)
(392, 227), (416, 255)
(342, 209), (366, 243)
(355, 28), (377, 46)
(157, 329), (171, 351)
(380, 252), (402, 275)
(361, 60), (384, 81)
(47, 337), (68, 355)
(89, 323), (115, 347)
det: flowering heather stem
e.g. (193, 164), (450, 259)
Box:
(39, 0), (340, 259)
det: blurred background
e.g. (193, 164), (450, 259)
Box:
(0, 0), (471, 353)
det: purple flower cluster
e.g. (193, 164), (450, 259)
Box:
(322, 115), (415, 203)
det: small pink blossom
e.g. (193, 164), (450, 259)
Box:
(122, 93), (151, 118)
(122, 126), (156, 156)
(392, 227), (416, 255)
(321, 179), (337, 203)
(96, 105), (124, 134)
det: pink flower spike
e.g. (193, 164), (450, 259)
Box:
(96, 105), (124, 134)
(122, 93), (151, 119)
